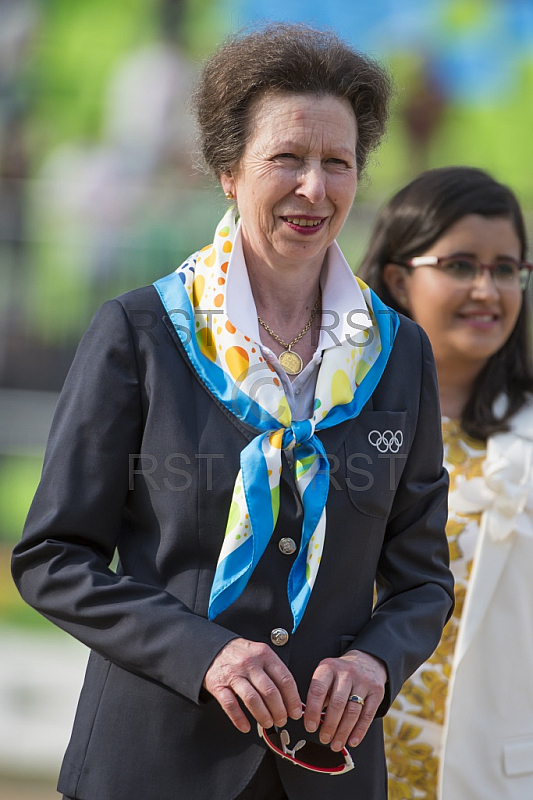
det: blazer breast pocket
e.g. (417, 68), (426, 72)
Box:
(343, 410), (409, 519)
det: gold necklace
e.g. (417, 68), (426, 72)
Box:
(257, 292), (321, 376)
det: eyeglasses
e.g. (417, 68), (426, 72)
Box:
(257, 705), (355, 775)
(395, 255), (533, 291)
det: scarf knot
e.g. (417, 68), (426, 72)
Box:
(282, 420), (316, 451)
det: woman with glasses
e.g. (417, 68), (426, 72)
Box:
(358, 165), (533, 800)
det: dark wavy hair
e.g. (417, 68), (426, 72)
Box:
(358, 166), (533, 440)
(193, 22), (392, 179)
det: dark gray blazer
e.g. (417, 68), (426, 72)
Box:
(12, 286), (453, 800)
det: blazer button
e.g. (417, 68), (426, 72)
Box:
(278, 537), (297, 555)
(271, 628), (289, 646)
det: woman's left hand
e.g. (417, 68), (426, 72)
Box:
(303, 649), (387, 751)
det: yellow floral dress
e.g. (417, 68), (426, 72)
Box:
(384, 418), (486, 800)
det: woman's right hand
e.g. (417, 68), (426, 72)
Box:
(203, 637), (302, 732)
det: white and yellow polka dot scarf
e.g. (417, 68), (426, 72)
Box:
(155, 208), (398, 630)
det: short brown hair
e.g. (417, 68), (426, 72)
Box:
(193, 22), (392, 178)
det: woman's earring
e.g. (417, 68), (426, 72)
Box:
(225, 191), (234, 200)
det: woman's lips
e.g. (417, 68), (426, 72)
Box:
(457, 312), (499, 329)
(281, 216), (326, 234)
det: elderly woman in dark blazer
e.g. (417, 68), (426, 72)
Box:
(12, 24), (453, 800)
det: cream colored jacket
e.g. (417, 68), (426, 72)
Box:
(440, 399), (533, 799)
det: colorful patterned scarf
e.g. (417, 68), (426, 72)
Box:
(155, 208), (398, 630)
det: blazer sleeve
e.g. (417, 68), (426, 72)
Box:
(11, 299), (239, 704)
(350, 324), (454, 713)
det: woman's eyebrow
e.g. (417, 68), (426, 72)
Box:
(272, 140), (356, 158)
(440, 250), (519, 260)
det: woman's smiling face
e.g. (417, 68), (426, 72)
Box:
(221, 91), (358, 273)
(389, 214), (524, 373)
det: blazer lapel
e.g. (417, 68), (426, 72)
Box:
(162, 314), (255, 444)
(453, 520), (513, 667)
(316, 396), (374, 458)
(316, 416), (358, 458)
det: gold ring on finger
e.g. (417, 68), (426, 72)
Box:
(348, 694), (365, 706)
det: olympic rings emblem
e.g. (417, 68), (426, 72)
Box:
(368, 429), (403, 454)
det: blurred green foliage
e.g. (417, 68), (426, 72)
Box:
(28, 0), (156, 164)
(0, 456), (43, 544)
(364, 54), (533, 208)
(0, 452), (48, 625)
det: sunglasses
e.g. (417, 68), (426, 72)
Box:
(257, 705), (355, 775)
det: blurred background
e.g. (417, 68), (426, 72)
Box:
(1, 0), (532, 796)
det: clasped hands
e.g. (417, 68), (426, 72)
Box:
(203, 637), (387, 752)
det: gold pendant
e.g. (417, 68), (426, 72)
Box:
(279, 349), (303, 375)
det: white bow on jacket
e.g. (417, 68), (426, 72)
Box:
(450, 426), (533, 542)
